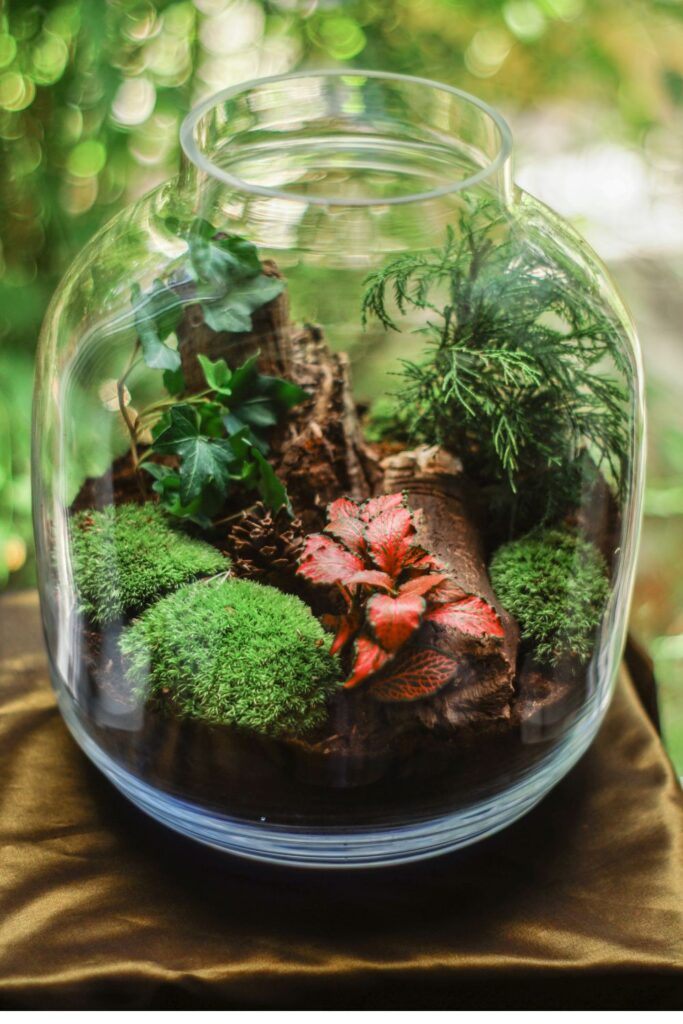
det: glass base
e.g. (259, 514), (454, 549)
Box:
(57, 686), (599, 869)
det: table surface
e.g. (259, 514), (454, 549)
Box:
(0, 591), (682, 1010)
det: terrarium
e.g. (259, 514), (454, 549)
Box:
(33, 71), (644, 867)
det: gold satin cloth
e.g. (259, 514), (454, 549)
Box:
(0, 591), (681, 1009)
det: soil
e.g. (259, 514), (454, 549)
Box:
(78, 617), (588, 824)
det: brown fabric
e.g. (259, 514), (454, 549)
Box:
(0, 591), (681, 1010)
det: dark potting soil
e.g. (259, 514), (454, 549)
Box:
(76, 620), (588, 831)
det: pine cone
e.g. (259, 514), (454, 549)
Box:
(226, 502), (305, 585)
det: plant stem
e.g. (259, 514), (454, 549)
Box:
(136, 388), (213, 424)
(117, 342), (148, 498)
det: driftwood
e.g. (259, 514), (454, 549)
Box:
(382, 445), (519, 732)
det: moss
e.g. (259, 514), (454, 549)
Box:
(119, 577), (341, 739)
(71, 503), (228, 625)
(489, 528), (609, 665)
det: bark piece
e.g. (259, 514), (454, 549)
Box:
(381, 445), (519, 732)
(512, 658), (585, 742)
(271, 325), (382, 532)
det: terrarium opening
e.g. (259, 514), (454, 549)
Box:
(179, 70), (514, 207)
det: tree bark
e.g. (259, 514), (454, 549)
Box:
(381, 445), (519, 732)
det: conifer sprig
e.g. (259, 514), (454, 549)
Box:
(362, 199), (630, 509)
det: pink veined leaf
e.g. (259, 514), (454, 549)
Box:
(428, 578), (469, 605)
(300, 533), (329, 556)
(328, 497), (360, 521)
(345, 570), (394, 591)
(360, 492), (405, 522)
(344, 636), (392, 689)
(297, 534), (364, 585)
(322, 611), (360, 655)
(367, 592), (426, 653)
(402, 547), (445, 572)
(365, 506), (416, 576)
(325, 512), (367, 556)
(398, 573), (451, 598)
(425, 593), (504, 638)
(369, 648), (457, 702)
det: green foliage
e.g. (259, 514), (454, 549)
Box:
(197, 353), (308, 450)
(363, 395), (414, 446)
(362, 201), (630, 520)
(119, 220), (305, 523)
(143, 353), (305, 521)
(489, 527), (609, 664)
(0, 351), (33, 586)
(131, 280), (182, 373)
(71, 503), (228, 625)
(187, 220), (284, 332)
(131, 225), (282, 378)
(120, 577), (341, 739)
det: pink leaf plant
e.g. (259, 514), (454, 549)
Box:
(296, 493), (503, 701)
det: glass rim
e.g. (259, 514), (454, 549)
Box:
(179, 68), (514, 209)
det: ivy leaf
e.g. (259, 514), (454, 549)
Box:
(151, 404), (236, 505)
(131, 281), (182, 372)
(257, 374), (310, 411)
(198, 354), (232, 398)
(202, 274), (285, 333)
(188, 220), (262, 286)
(252, 448), (289, 512)
(215, 354), (309, 447)
(142, 464), (213, 526)
(162, 366), (185, 397)
(187, 221), (285, 335)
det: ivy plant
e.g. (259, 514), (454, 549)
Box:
(116, 222), (304, 523)
(187, 218), (285, 332)
(143, 354), (305, 522)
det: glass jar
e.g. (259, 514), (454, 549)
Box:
(33, 71), (644, 867)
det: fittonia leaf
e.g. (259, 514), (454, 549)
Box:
(297, 493), (503, 696)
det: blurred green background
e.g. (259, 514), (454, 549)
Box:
(1, 0), (682, 770)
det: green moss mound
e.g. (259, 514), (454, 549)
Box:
(119, 577), (341, 739)
(489, 528), (609, 665)
(71, 502), (228, 625)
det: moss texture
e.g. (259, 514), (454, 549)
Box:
(119, 577), (341, 739)
(71, 502), (228, 625)
(489, 528), (609, 665)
